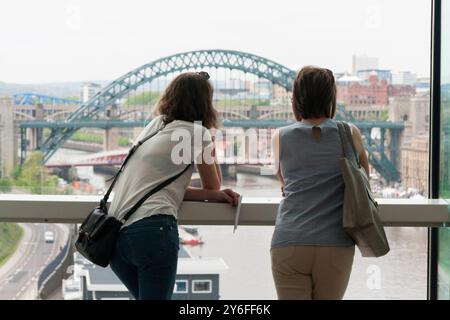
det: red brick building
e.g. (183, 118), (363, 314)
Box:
(337, 73), (388, 106)
(388, 84), (416, 97)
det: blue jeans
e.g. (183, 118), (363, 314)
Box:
(110, 214), (179, 300)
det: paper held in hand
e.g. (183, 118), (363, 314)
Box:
(233, 196), (242, 234)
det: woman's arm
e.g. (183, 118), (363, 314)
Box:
(184, 187), (239, 205)
(196, 144), (222, 190)
(210, 136), (222, 185)
(272, 129), (285, 195)
(350, 124), (370, 177)
(184, 143), (239, 206)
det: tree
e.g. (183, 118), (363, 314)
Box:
(15, 151), (58, 194)
(126, 91), (160, 106)
(380, 110), (389, 121)
(0, 178), (12, 193)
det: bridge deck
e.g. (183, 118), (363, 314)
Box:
(19, 119), (405, 129)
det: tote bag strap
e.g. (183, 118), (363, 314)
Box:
(336, 121), (361, 168)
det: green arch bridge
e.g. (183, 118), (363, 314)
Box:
(18, 49), (404, 182)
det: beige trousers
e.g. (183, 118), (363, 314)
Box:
(271, 245), (355, 300)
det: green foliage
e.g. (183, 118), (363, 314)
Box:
(43, 128), (51, 139)
(14, 151), (59, 194)
(0, 177), (12, 193)
(439, 228), (450, 273)
(0, 223), (23, 266)
(119, 136), (131, 147)
(215, 98), (271, 108)
(71, 130), (131, 147)
(11, 166), (21, 180)
(380, 110), (389, 121)
(71, 131), (103, 144)
(62, 185), (74, 195)
(64, 96), (81, 101)
(126, 91), (160, 106)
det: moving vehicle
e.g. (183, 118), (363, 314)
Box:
(44, 231), (55, 243)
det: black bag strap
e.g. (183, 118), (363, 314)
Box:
(100, 126), (164, 210)
(121, 163), (192, 222)
(336, 121), (361, 168)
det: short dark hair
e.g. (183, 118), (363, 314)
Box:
(156, 72), (219, 129)
(292, 66), (336, 120)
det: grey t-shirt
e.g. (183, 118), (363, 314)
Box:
(271, 119), (355, 248)
(108, 115), (213, 227)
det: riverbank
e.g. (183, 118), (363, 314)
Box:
(0, 223), (24, 267)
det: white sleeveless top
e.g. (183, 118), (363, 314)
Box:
(108, 115), (213, 227)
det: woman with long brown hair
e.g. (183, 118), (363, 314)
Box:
(108, 72), (239, 300)
(271, 66), (370, 299)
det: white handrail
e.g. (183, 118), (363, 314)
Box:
(0, 195), (448, 227)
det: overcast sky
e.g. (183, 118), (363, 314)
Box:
(0, 0), (431, 84)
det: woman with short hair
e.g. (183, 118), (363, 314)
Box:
(271, 66), (370, 300)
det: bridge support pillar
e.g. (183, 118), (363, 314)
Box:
(27, 104), (45, 150)
(104, 104), (120, 151)
(27, 128), (35, 149)
(364, 129), (372, 145)
(27, 128), (43, 150)
(250, 105), (258, 120)
(0, 97), (18, 177)
(104, 128), (119, 151)
(20, 128), (27, 165)
(389, 129), (400, 170)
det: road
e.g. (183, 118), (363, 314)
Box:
(0, 223), (69, 300)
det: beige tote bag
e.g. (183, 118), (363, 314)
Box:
(336, 121), (390, 257)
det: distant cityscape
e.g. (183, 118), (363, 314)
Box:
(0, 53), (431, 196)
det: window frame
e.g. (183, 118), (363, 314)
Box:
(191, 280), (213, 294)
(428, 0), (442, 301)
(174, 280), (189, 294)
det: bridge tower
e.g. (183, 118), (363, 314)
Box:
(250, 105), (258, 120)
(103, 104), (119, 151)
(27, 103), (45, 150)
(0, 97), (18, 177)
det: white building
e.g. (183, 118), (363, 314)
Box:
(352, 54), (379, 74)
(357, 69), (392, 83)
(392, 71), (417, 86)
(81, 83), (102, 103)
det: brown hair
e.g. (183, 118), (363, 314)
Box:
(292, 66), (336, 120)
(156, 72), (219, 129)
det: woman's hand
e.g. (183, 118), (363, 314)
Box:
(212, 188), (240, 206)
(184, 187), (240, 206)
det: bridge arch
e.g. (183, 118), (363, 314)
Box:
(40, 49), (296, 162)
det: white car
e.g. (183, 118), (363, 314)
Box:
(44, 231), (55, 243)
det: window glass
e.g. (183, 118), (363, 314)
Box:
(0, 0), (431, 300)
(174, 280), (188, 293)
(192, 280), (212, 293)
(437, 0), (450, 300)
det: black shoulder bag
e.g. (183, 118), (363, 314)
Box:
(75, 126), (191, 267)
